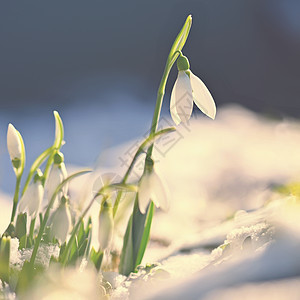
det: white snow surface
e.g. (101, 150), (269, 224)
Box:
(2, 106), (300, 299)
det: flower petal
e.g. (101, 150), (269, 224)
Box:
(51, 203), (71, 243)
(98, 206), (114, 250)
(7, 123), (22, 160)
(190, 72), (216, 119)
(150, 172), (169, 212)
(138, 174), (152, 214)
(27, 183), (43, 217)
(170, 71), (193, 125)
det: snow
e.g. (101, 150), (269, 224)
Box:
(2, 105), (300, 299)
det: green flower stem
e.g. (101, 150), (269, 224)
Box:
(29, 218), (36, 241)
(22, 147), (53, 195)
(10, 175), (22, 223)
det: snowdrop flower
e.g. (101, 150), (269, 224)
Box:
(138, 159), (169, 214)
(170, 54), (216, 125)
(18, 169), (44, 217)
(50, 195), (71, 244)
(7, 123), (24, 170)
(45, 151), (68, 204)
(98, 200), (114, 250)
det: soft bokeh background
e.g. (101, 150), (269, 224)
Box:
(1, 0), (300, 192)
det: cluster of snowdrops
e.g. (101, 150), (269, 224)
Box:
(0, 15), (216, 298)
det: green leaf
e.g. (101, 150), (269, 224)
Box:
(15, 213), (27, 240)
(43, 111), (65, 181)
(78, 238), (88, 257)
(53, 110), (64, 149)
(69, 236), (79, 265)
(77, 219), (85, 246)
(119, 214), (134, 276)
(90, 247), (103, 271)
(140, 127), (176, 153)
(16, 260), (44, 294)
(119, 197), (155, 276)
(85, 218), (92, 258)
(168, 15), (192, 67)
(19, 235), (27, 250)
(59, 242), (66, 260)
(135, 201), (154, 267)
(0, 236), (10, 283)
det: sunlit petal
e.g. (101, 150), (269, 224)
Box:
(170, 71), (193, 125)
(18, 181), (44, 217)
(50, 203), (71, 243)
(150, 172), (169, 212)
(7, 123), (22, 160)
(98, 204), (114, 250)
(190, 72), (216, 119)
(138, 174), (152, 214)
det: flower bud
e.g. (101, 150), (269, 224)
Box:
(98, 201), (114, 250)
(50, 196), (71, 243)
(18, 169), (44, 217)
(7, 123), (24, 172)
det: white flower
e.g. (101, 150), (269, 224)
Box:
(50, 199), (71, 244)
(98, 201), (114, 250)
(138, 170), (169, 214)
(7, 123), (22, 161)
(170, 55), (216, 125)
(18, 176), (44, 217)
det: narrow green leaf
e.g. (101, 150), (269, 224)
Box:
(78, 238), (88, 257)
(119, 215), (134, 276)
(69, 236), (79, 265)
(85, 218), (92, 258)
(135, 201), (155, 267)
(0, 236), (10, 283)
(77, 220), (85, 246)
(90, 247), (103, 271)
(53, 110), (64, 149)
(43, 111), (65, 181)
(15, 213), (27, 240)
(168, 15), (192, 66)
(19, 235), (27, 250)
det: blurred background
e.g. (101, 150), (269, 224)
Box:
(0, 0), (300, 192)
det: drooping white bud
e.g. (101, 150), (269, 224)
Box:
(170, 54), (216, 125)
(98, 201), (114, 250)
(50, 196), (71, 244)
(7, 123), (22, 160)
(138, 169), (169, 214)
(7, 123), (24, 172)
(18, 169), (44, 217)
